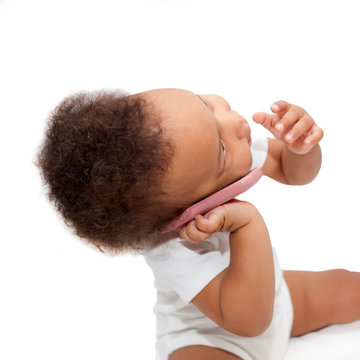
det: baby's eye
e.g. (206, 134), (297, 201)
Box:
(220, 139), (226, 157)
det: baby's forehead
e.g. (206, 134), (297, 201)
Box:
(142, 87), (192, 96)
(139, 88), (203, 125)
(140, 88), (197, 105)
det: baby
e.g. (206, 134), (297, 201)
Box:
(37, 88), (360, 360)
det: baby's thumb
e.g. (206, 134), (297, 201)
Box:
(252, 112), (281, 139)
(195, 213), (218, 233)
(253, 112), (266, 125)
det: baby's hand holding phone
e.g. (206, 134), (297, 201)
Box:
(179, 201), (258, 244)
(179, 205), (227, 243)
(252, 100), (324, 155)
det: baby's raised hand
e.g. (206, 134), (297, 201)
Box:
(179, 201), (258, 244)
(252, 101), (324, 155)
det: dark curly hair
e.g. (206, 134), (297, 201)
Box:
(36, 89), (182, 254)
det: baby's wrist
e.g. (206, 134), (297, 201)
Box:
(224, 201), (259, 233)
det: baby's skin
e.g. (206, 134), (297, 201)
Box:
(138, 89), (360, 360)
(141, 89), (323, 208)
(172, 95), (323, 337)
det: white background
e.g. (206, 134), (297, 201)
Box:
(0, 0), (359, 359)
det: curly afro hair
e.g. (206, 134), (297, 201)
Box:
(36, 89), (180, 254)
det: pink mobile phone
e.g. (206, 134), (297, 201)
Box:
(161, 167), (263, 233)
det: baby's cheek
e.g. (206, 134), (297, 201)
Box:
(234, 147), (253, 174)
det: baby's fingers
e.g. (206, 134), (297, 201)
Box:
(270, 100), (291, 114)
(283, 114), (314, 144)
(195, 212), (225, 234)
(303, 124), (324, 145)
(179, 219), (210, 244)
(286, 123), (324, 154)
(179, 208), (227, 243)
(252, 112), (274, 128)
(252, 101), (291, 128)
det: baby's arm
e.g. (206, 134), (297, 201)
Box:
(180, 201), (275, 337)
(253, 101), (324, 185)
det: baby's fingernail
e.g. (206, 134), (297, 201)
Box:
(275, 123), (284, 132)
(272, 104), (280, 112)
(305, 138), (312, 145)
(285, 133), (293, 142)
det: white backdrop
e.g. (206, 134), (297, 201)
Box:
(0, 0), (359, 359)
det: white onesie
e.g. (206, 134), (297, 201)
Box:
(144, 133), (294, 360)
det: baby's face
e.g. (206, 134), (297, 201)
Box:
(141, 88), (253, 207)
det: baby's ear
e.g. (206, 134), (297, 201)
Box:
(33, 160), (40, 168)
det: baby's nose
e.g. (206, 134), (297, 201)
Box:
(229, 109), (244, 123)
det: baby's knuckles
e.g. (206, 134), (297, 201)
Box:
(180, 202), (260, 242)
(179, 222), (210, 244)
(179, 221), (197, 243)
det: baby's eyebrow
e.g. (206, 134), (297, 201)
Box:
(197, 94), (215, 113)
(196, 94), (208, 107)
(197, 94), (223, 175)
